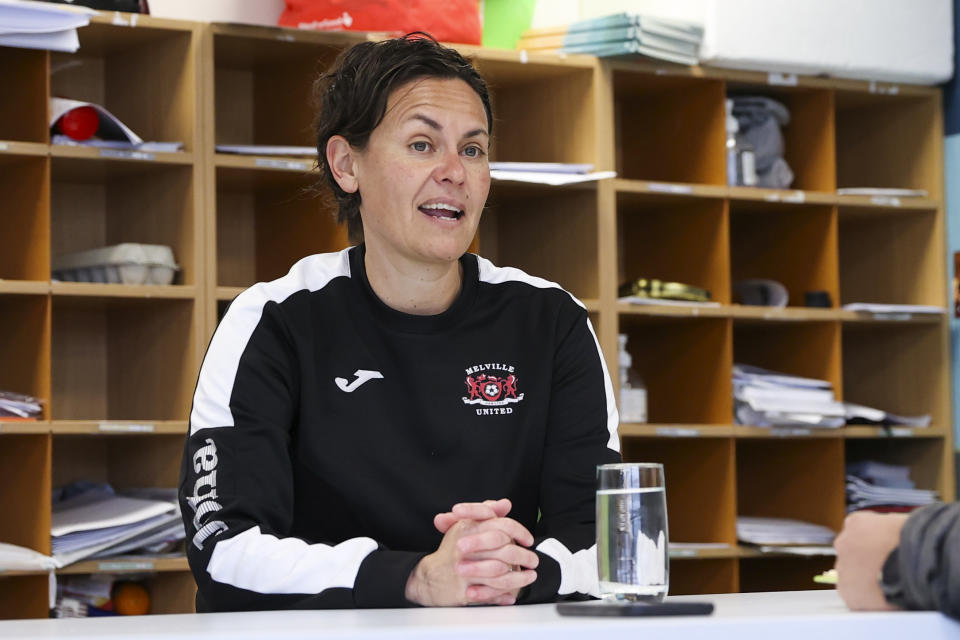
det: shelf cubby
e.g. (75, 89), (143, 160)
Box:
(50, 298), (197, 421)
(617, 191), (729, 304)
(212, 31), (344, 149)
(838, 207), (942, 306)
(736, 439), (846, 532)
(0, 295), (50, 415)
(618, 316), (731, 425)
(480, 183), (599, 299)
(53, 433), (184, 490)
(51, 19), (196, 152)
(612, 70), (725, 184)
(733, 320), (842, 399)
(835, 90), (940, 194)
(475, 55), (597, 166)
(729, 202), (838, 308)
(621, 438), (736, 546)
(51, 160), (196, 287)
(51, 569), (196, 615)
(842, 322), (948, 428)
(50, 23), (195, 152)
(725, 84), (835, 192)
(845, 437), (946, 497)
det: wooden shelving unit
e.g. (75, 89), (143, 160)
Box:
(0, 10), (952, 617)
(0, 12), (204, 618)
(606, 59), (952, 596)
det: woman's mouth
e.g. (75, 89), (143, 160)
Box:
(419, 202), (464, 221)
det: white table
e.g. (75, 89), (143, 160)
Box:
(2, 590), (959, 639)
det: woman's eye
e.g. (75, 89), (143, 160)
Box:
(463, 146), (484, 158)
(411, 141), (430, 152)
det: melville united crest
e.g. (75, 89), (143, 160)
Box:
(462, 373), (524, 407)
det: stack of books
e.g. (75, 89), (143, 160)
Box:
(734, 365), (931, 429)
(517, 13), (702, 65)
(52, 484), (185, 567)
(737, 516), (836, 551)
(846, 461), (938, 513)
(734, 364), (845, 429)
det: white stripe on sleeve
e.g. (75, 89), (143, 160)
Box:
(476, 255), (620, 453)
(190, 250), (352, 435)
(536, 538), (601, 597)
(585, 318), (621, 453)
(207, 526), (378, 594)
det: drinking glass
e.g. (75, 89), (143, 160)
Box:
(596, 462), (669, 601)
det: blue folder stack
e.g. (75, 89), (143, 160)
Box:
(517, 13), (703, 65)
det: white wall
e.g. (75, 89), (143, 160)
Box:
(148, 0), (285, 25)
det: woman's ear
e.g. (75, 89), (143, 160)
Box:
(326, 135), (359, 193)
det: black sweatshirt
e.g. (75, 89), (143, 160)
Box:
(884, 502), (960, 618)
(179, 246), (621, 612)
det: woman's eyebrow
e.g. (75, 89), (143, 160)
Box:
(407, 113), (488, 138)
(408, 113), (442, 130)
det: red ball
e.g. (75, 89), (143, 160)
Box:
(58, 106), (99, 141)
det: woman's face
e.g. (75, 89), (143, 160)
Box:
(353, 77), (491, 266)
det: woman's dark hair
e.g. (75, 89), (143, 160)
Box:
(313, 32), (493, 242)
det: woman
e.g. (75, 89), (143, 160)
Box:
(180, 33), (620, 611)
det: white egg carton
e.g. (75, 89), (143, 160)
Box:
(52, 243), (180, 286)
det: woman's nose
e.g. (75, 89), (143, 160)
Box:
(433, 147), (466, 184)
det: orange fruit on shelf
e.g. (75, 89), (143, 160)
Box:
(112, 581), (151, 616)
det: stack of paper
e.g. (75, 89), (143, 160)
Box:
(489, 162), (616, 186)
(735, 365), (931, 428)
(216, 144), (316, 157)
(518, 13), (702, 65)
(0, 0), (94, 53)
(837, 188), (928, 198)
(0, 389), (43, 419)
(50, 98), (183, 153)
(847, 461), (938, 512)
(734, 364), (845, 428)
(51, 486), (184, 568)
(844, 402), (931, 428)
(848, 461), (913, 489)
(737, 516), (835, 546)
(757, 545), (835, 557)
(842, 303), (945, 315)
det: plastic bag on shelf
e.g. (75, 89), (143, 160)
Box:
(278, 0), (482, 44)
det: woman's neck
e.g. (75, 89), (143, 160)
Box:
(363, 246), (463, 316)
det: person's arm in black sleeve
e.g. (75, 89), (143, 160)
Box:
(518, 302), (621, 604)
(882, 503), (960, 618)
(180, 290), (425, 612)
